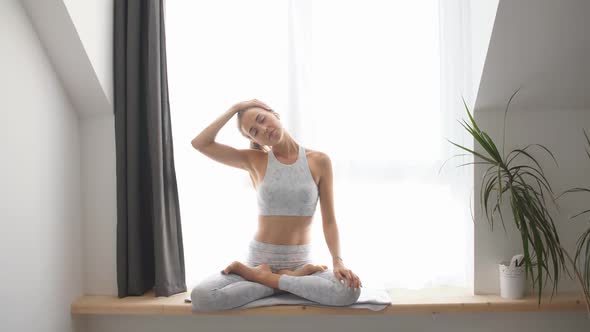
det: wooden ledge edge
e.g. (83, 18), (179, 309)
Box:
(71, 290), (588, 316)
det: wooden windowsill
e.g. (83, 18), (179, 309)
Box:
(71, 287), (587, 316)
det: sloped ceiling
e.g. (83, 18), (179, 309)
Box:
(61, 0), (113, 108)
(476, 0), (590, 112)
(20, 0), (111, 117)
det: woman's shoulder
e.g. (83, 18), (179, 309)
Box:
(246, 148), (269, 161)
(303, 147), (331, 166)
(303, 147), (328, 158)
(246, 146), (330, 163)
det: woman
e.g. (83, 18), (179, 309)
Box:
(190, 99), (362, 312)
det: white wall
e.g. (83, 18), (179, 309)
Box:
(55, 0), (118, 296)
(19, 0), (118, 296)
(0, 1), (85, 331)
(80, 112), (117, 296)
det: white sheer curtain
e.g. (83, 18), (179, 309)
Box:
(166, 0), (473, 290)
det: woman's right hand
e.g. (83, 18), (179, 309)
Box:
(230, 99), (272, 114)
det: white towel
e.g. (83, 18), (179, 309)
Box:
(185, 287), (392, 311)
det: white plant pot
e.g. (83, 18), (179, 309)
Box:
(499, 261), (527, 299)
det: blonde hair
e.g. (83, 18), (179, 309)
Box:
(236, 107), (280, 152)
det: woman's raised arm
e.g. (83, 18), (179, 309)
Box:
(190, 99), (271, 171)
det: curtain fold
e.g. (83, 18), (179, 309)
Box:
(114, 0), (186, 297)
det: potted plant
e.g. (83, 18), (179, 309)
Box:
(439, 89), (570, 307)
(554, 129), (590, 314)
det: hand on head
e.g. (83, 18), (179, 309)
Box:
(232, 99), (272, 114)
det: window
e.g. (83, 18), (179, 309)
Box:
(167, 0), (473, 290)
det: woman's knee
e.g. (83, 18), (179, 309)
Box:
(191, 285), (223, 312)
(320, 271), (361, 306)
(332, 283), (361, 306)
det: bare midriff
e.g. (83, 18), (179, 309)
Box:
(254, 215), (314, 245)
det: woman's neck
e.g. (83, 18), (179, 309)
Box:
(272, 133), (298, 159)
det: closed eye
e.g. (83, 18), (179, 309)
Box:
(250, 115), (265, 136)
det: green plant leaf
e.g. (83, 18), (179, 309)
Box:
(520, 181), (566, 300)
(481, 164), (499, 220)
(501, 88), (521, 160)
(458, 119), (500, 162)
(498, 165), (502, 204)
(493, 201), (508, 235)
(574, 228), (590, 292)
(507, 148), (546, 176)
(481, 131), (503, 161)
(506, 144), (559, 170)
(511, 183), (567, 306)
(456, 161), (490, 168)
(555, 187), (590, 201)
(462, 97), (481, 133)
(509, 165), (553, 197)
(583, 129), (590, 161)
(571, 209), (590, 219)
(437, 152), (474, 175)
(445, 138), (497, 165)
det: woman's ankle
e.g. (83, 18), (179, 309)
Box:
(258, 271), (281, 288)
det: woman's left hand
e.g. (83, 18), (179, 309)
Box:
(333, 262), (362, 289)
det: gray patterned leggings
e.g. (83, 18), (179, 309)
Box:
(191, 238), (361, 312)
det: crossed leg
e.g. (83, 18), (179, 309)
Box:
(223, 261), (360, 306)
(191, 261), (360, 312)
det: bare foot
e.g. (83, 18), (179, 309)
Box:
(222, 261), (272, 282)
(277, 264), (328, 277)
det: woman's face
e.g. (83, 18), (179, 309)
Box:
(240, 107), (283, 147)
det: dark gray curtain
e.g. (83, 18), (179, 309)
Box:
(114, 0), (186, 297)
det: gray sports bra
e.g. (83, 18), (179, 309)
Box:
(256, 143), (319, 217)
